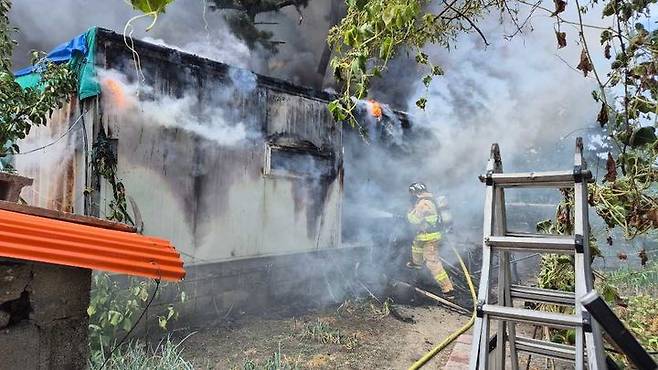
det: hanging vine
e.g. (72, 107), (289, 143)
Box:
(91, 128), (134, 225)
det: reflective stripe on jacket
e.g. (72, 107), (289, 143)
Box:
(415, 231), (442, 242)
(407, 193), (440, 231)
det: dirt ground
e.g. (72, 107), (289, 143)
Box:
(181, 300), (470, 370)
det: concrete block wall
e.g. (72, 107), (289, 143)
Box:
(137, 246), (376, 331)
(0, 259), (91, 370)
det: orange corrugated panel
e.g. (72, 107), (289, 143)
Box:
(0, 208), (185, 281)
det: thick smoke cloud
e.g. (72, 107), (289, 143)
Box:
(410, 15), (605, 229)
(98, 67), (260, 146)
(8, 0), (335, 87)
(345, 12), (606, 257)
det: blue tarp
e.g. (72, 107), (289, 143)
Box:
(13, 27), (100, 99)
(14, 32), (88, 77)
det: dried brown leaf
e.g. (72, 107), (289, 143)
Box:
(597, 103), (609, 127)
(555, 31), (567, 48)
(552, 0), (567, 16)
(604, 43), (611, 59)
(604, 152), (617, 182)
(577, 48), (593, 77)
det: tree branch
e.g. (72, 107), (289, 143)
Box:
(442, 0), (490, 46)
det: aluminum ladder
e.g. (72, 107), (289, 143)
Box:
(469, 137), (606, 370)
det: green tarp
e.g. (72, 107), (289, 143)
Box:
(15, 27), (101, 99)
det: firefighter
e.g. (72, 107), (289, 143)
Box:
(406, 182), (455, 299)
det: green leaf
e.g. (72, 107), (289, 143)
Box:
(350, 55), (366, 75)
(395, 6), (406, 27)
(327, 100), (339, 114)
(379, 37), (393, 59)
(328, 100), (348, 122)
(602, 2), (617, 16)
(416, 97), (427, 110)
(354, 82), (366, 99)
(629, 127), (657, 147)
(158, 316), (167, 329)
(108, 310), (123, 326)
(422, 75), (432, 88)
(591, 90), (599, 102)
(346, 0), (368, 10)
(344, 27), (358, 47)
(167, 305), (175, 320)
(122, 317), (133, 332)
(415, 52), (428, 65)
(382, 6), (395, 26)
(130, 0), (173, 14)
(139, 287), (149, 301)
(432, 66), (444, 76)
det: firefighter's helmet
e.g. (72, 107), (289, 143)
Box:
(409, 182), (428, 195)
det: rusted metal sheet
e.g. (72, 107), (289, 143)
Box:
(13, 97), (93, 214)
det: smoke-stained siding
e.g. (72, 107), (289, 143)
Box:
(15, 97), (92, 213)
(93, 29), (342, 263)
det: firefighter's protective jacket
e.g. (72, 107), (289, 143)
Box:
(407, 192), (441, 242)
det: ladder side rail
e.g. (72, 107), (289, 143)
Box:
(504, 252), (520, 370)
(573, 138), (606, 369)
(572, 148), (586, 370)
(497, 179), (519, 368)
(471, 183), (494, 370)
(494, 184), (520, 370)
(470, 144), (502, 370)
(494, 186), (509, 370)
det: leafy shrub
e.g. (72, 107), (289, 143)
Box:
(88, 335), (193, 370)
(88, 272), (185, 351)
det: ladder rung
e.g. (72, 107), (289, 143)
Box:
(481, 304), (582, 329)
(486, 236), (576, 253)
(505, 231), (573, 239)
(515, 336), (580, 362)
(488, 170), (585, 188)
(510, 285), (575, 306)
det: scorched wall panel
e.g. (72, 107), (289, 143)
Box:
(94, 29), (342, 264)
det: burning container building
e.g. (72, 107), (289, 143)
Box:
(13, 27), (424, 324)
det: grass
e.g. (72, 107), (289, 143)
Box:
(89, 335), (194, 370)
(300, 318), (358, 350)
(239, 343), (300, 370)
(606, 260), (658, 297)
(603, 261), (658, 366)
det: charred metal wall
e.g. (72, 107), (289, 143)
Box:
(94, 29), (343, 263)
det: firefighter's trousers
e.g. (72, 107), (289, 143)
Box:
(411, 234), (454, 294)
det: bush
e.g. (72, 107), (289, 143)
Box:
(88, 273), (185, 351)
(88, 335), (193, 370)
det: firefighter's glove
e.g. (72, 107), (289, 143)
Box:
(406, 261), (422, 270)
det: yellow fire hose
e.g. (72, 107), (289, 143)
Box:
(407, 246), (478, 370)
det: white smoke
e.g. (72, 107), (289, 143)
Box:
(13, 125), (77, 174)
(8, 0), (334, 85)
(405, 14), (603, 225)
(344, 9), (610, 255)
(98, 67), (257, 146)
(140, 35), (252, 69)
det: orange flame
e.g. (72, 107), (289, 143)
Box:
(101, 78), (128, 110)
(367, 99), (383, 120)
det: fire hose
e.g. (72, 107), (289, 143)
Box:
(407, 246), (478, 370)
